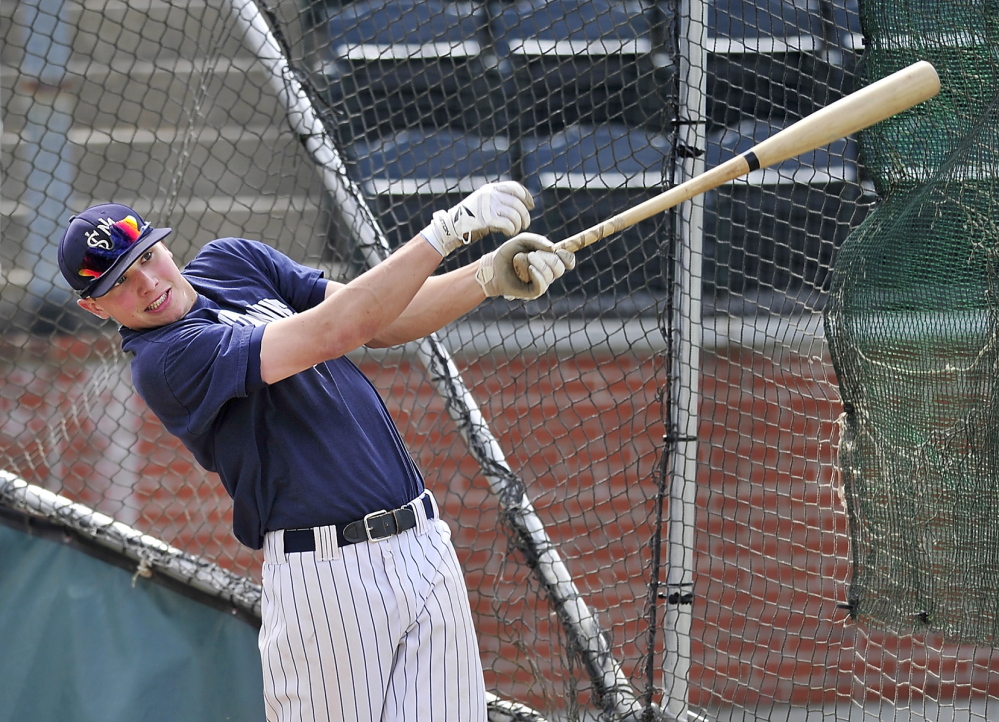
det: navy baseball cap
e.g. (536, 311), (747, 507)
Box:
(58, 203), (172, 298)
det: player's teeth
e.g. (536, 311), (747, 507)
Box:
(148, 292), (167, 310)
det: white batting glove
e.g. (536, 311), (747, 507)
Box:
(421, 181), (535, 257)
(475, 233), (576, 300)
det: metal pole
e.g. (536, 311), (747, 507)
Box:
(664, 0), (707, 719)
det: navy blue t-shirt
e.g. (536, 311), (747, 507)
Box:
(120, 238), (425, 549)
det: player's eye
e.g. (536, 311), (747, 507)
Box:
(140, 250), (154, 263)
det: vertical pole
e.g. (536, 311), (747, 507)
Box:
(664, 0), (707, 719)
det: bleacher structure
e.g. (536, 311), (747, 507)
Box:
(5, 0), (999, 721)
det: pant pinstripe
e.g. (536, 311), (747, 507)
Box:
(259, 500), (486, 722)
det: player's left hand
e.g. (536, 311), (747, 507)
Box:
(422, 181), (535, 257)
(475, 233), (576, 300)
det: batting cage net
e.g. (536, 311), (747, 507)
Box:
(3, 0), (999, 720)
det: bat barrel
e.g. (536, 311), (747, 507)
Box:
(749, 60), (940, 171)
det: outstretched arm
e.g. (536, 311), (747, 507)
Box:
(260, 236), (442, 383)
(363, 262), (484, 348)
(367, 233), (576, 348)
(257, 182), (535, 384)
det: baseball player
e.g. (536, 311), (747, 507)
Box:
(57, 182), (574, 722)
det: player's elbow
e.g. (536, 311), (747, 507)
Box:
(313, 322), (373, 359)
(259, 314), (368, 383)
(363, 333), (406, 350)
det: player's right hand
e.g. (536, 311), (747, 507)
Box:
(475, 233), (575, 300)
(421, 181), (535, 257)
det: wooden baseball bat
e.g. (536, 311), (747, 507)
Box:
(513, 60), (941, 282)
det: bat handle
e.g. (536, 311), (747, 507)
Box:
(511, 249), (536, 285)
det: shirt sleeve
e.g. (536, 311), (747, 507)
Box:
(253, 240), (327, 312)
(131, 318), (260, 438)
(193, 238), (328, 313)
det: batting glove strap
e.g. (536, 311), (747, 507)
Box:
(422, 181), (535, 258)
(476, 233), (576, 300)
(420, 212), (454, 257)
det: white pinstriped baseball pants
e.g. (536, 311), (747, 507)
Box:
(258, 493), (487, 722)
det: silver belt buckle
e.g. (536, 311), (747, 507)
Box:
(363, 509), (391, 542)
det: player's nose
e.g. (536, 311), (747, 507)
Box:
(132, 266), (159, 295)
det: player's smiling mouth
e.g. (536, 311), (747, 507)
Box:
(147, 289), (170, 312)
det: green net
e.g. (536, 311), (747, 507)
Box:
(824, 0), (999, 642)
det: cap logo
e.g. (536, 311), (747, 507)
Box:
(78, 215), (147, 280)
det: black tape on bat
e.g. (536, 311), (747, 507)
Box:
(741, 150), (761, 172)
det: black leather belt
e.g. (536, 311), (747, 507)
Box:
(283, 494), (435, 553)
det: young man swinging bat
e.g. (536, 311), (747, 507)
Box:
(57, 181), (574, 722)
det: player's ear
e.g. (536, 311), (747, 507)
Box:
(77, 297), (110, 320)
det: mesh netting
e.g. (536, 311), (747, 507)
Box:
(824, 1), (999, 645)
(4, 0), (999, 720)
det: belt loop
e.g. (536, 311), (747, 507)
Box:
(315, 524), (340, 561)
(413, 490), (434, 536)
(410, 497), (427, 536)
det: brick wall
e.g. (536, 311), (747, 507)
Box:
(3, 332), (999, 711)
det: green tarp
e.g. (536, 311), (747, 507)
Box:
(0, 521), (264, 722)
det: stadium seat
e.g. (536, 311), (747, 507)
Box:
(701, 119), (865, 309)
(520, 123), (672, 298)
(348, 127), (515, 265)
(317, 0), (501, 142)
(706, 0), (827, 128)
(491, 0), (669, 136)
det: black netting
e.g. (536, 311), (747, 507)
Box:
(6, 0), (999, 720)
